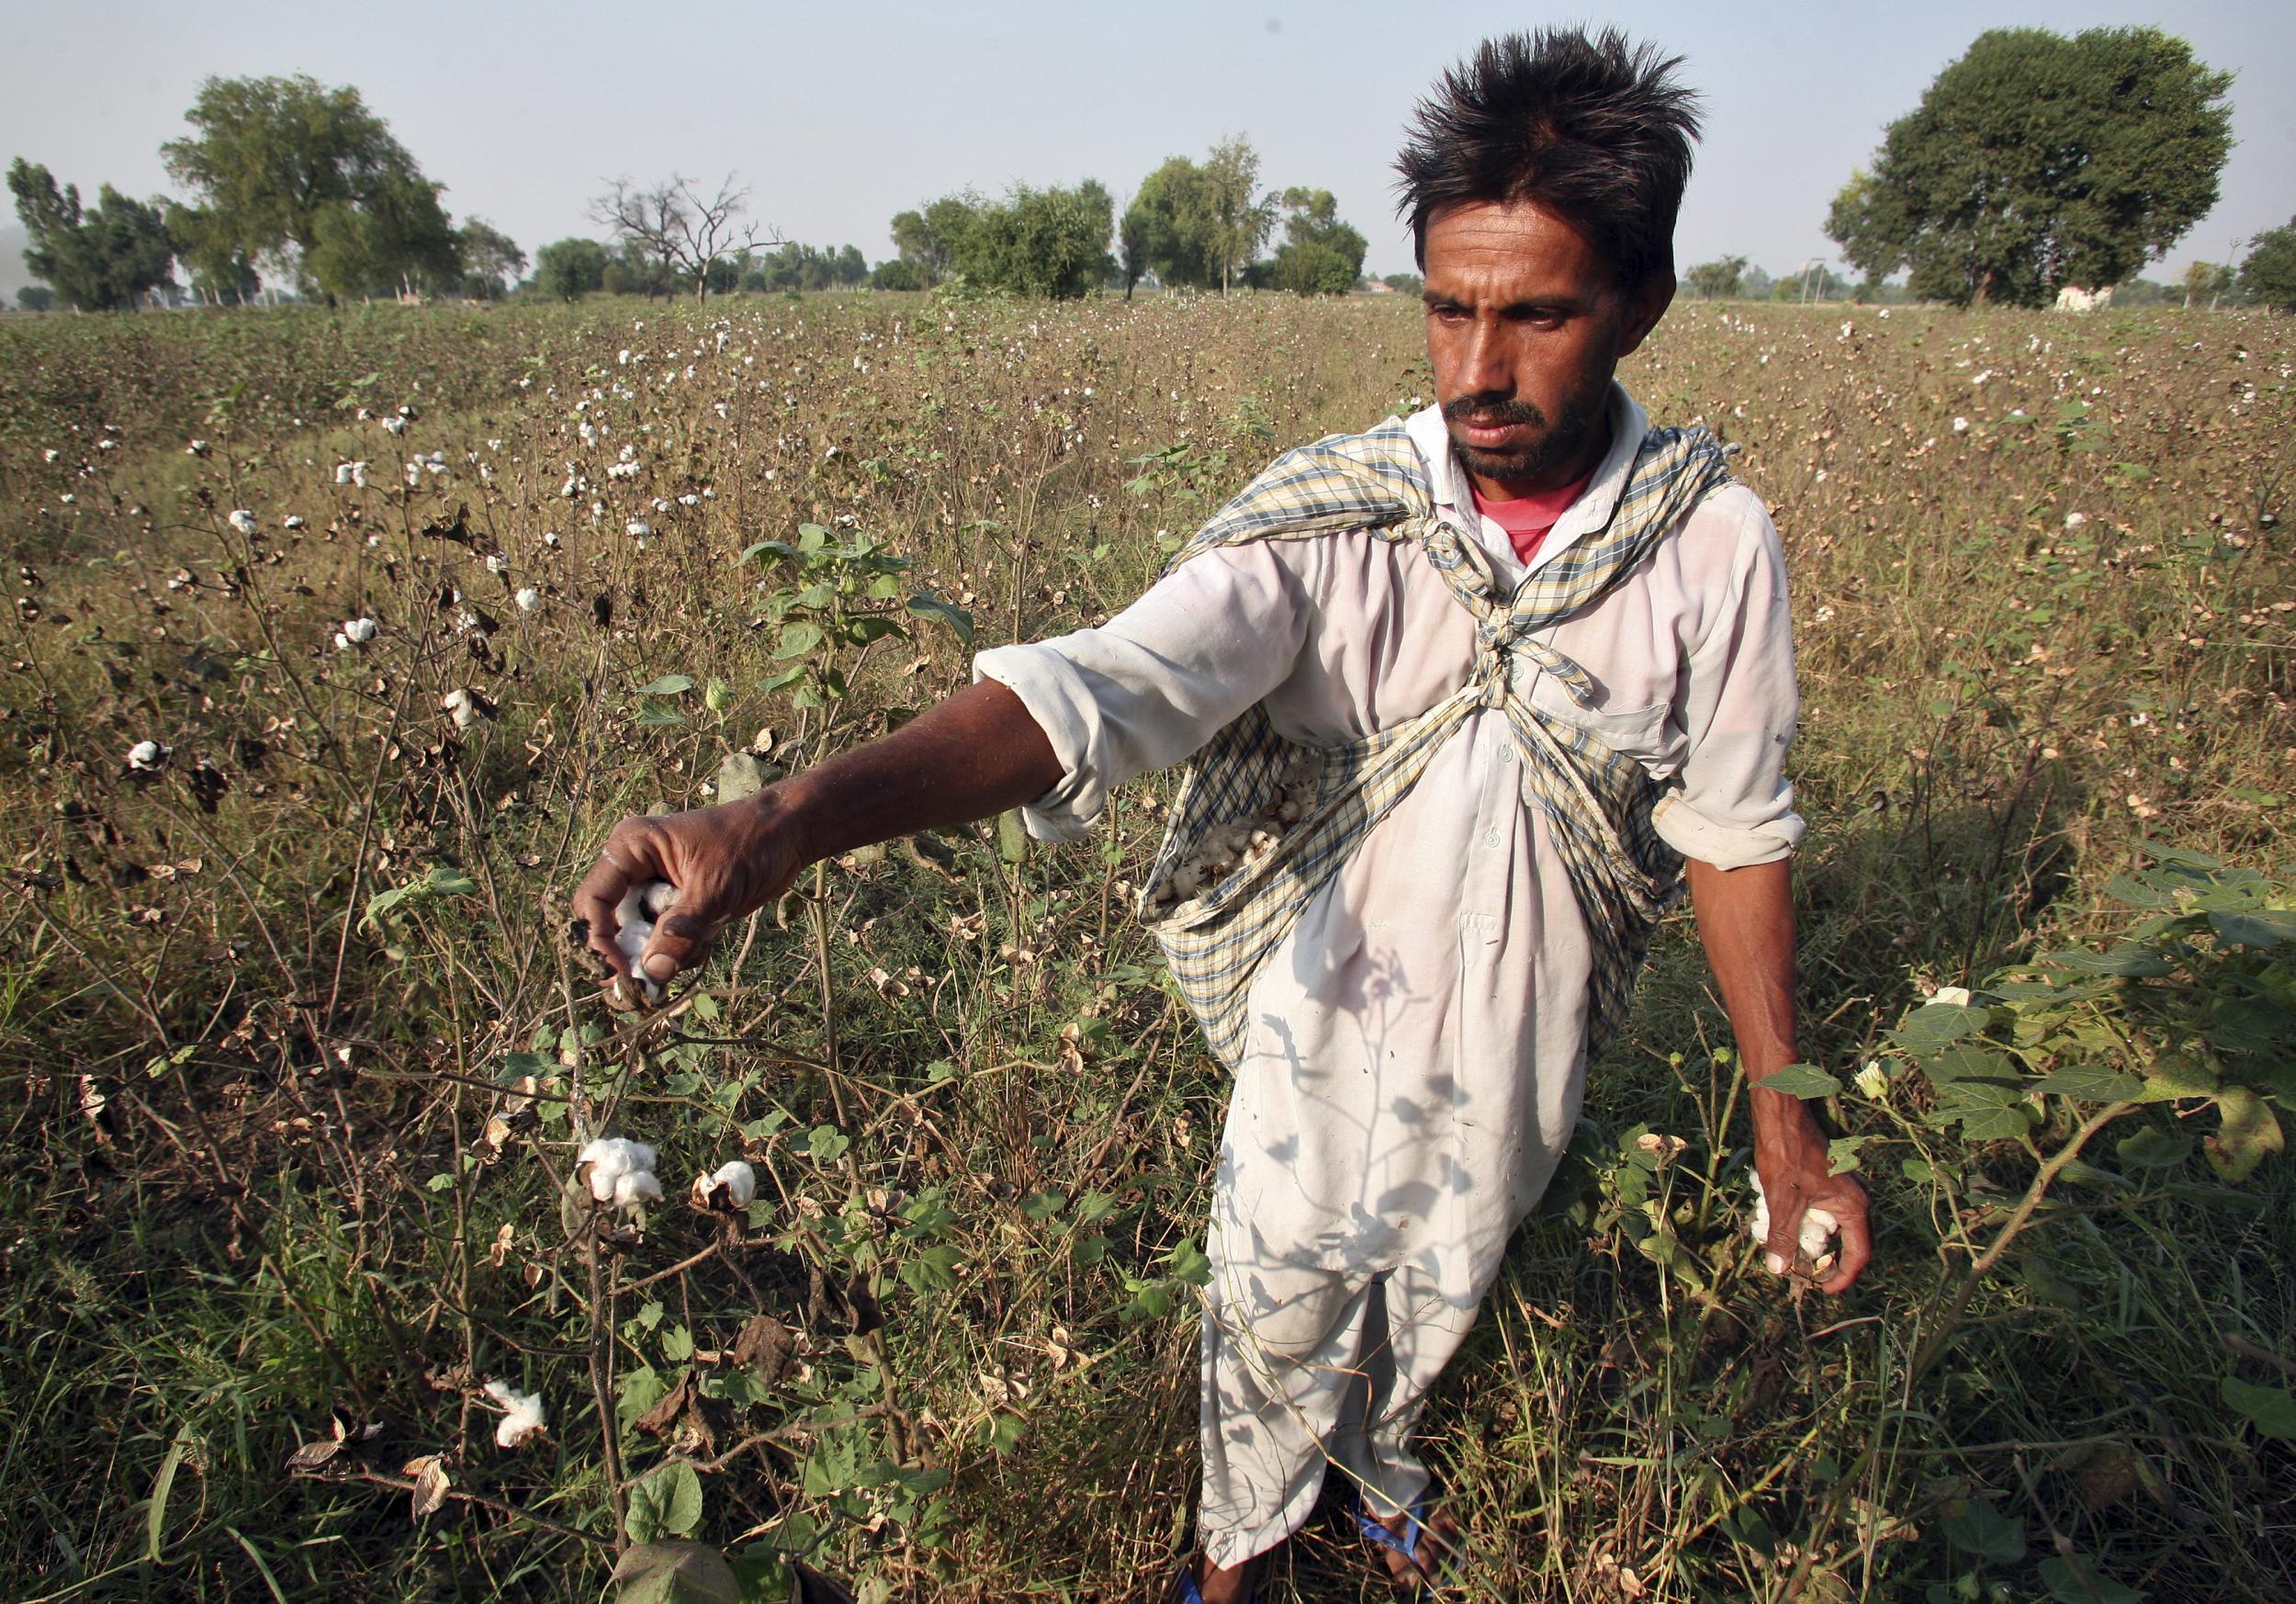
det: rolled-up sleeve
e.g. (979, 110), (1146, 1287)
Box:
(973, 544), (1306, 840)
(1652, 499), (1806, 870)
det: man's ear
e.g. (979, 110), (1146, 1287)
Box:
(1614, 272), (1675, 358)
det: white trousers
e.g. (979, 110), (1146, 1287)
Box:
(1197, 1237), (1482, 1570)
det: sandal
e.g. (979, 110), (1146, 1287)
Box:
(1355, 1491), (1458, 1597)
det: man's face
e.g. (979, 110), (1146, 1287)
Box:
(1422, 199), (1672, 495)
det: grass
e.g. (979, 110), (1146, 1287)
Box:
(0, 287), (2290, 1603)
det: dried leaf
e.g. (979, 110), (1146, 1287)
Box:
(285, 1439), (341, 1472)
(404, 1454), (452, 1518)
(731, 1315), (794, 1390)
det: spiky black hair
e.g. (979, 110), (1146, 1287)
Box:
(1395, 28), (1703, 285)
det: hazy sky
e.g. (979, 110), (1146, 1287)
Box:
(2, 1), (2290, 286)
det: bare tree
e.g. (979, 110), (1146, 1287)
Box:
(589, 173), (780, 301)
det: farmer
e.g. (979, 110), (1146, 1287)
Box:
(577, 27), (1872, 1599)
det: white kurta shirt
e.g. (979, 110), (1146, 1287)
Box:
(976, 384), (1802, 1300)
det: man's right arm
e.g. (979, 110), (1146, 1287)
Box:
(573, 678), (1061, 985)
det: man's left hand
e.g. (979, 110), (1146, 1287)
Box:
(1754, 1103), (1873, 1293)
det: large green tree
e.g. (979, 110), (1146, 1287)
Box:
(1826, 28), (2232, 307)
(1267, 187), (1367, 296)
(2238, 220), (2296, 314)
(535, 237), (608, 300)
(456, 219), (525, 299)
(162, 74), (453, 300)
(1120, 140), (1274, 293)
(951, 182), (1113, 299)
(888, 196), (977, 287)
(1684, 254), (1747, 300)
(1120, 158), (1216, 292)
(7, 160), (175, 311)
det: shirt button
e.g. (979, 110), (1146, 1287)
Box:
(1483, 829), (1501, 849)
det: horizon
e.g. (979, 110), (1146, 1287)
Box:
(2, 1), (2290, 299)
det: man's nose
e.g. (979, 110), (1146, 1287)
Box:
(1461, 317), (1512, 395)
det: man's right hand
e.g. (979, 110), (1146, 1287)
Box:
(572, 792), (812, 988)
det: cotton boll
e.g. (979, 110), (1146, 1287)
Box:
(613, 1169), (664, 1210)
(612, 880), (678, 1002)
(442, 689), (478, 730)
(484, 1380), (546, 1447)
(342, 616), (378, 644)
(513, 587), (540, 612)
(228, 509), (257, 536)
(127, 740), (168, 772)
(691, 1159), (758, 1211)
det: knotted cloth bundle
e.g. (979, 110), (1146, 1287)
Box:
(1138, 417), (1735, 1069)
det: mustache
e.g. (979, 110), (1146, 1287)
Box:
(1442, 395), (1548, 428)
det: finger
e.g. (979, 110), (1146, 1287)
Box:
(1763, 1198), (1802, 1278)
(640, 909), (717, 984)
(1819, 1192), (1874, 1293)
(572, 833), (651, 977)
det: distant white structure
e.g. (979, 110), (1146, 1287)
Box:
(2054, 284), (2114, 312)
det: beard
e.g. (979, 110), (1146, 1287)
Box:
(1442, 385), (1606, 486)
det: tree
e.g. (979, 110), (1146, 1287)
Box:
(1267, 188), (1367, 296)
(306, 172), (459, 301)
(951, 182), (1113, 299)
(2180, 259), (2234, 310)
(162, 75), (450, 299)
(871, 258), (924, 291)
(535, 237), (609, 300)
(1200, 136), (1275, 292)
(591, 173), (772, 301)
(456, 219), (524, 299)
(2238, 220), (2296, 313)
(1739, 265), (1773, 299)
(1121, 158), (1217, 291)
(7, 160), (175, 311)
(167, 204), (261, 303)
(1683, 254), (1747, 300)
(17, 285), (54, 311)
(889, 196), (976, 287)
(1827, 28), (2232, 308)
(1380, 272), (1424, 295)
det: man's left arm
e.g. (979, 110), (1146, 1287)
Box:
(1687, 856), (1873, 1293)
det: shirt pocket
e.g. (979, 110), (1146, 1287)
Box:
(1524, 671), (1672, 770)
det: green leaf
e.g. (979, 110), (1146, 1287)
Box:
(906, 591), (975, 646)
(2042, 944), (2173, 978)
(2205, 1088), (2284, 1183)
(146, 1424), (190, 1561)
(1753, 1063), (1841, 1099)
(662, 1325), (695, 1362)
(1165, 1237), (1211, 1285)
(634, 673), (695, 696)
(1826, 1136), (1869, 1175)
(773, 621), (824, 661)
(806, 1124), (850, 1164)
(1940, 1497), (2025, 1564)
(2211, 909), (2296, 949)
(2222, 1375), (2296, 1440)
(996, 808), (1031, 865)
(613, 1542), (742, 1604)
(625, 1462), (705, 1545)
(2114, 1125), (2193, 1169)
(754, 665), (806, 695)
(2032, 1067), (2144, 1102)
(635, 703), (688, 727)
(616, 1365), (667, 1433)
(2036, 1553), (2143, 1604)
(361, 862), (479, 932)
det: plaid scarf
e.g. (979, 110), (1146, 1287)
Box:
(1139, 415), (1734, 1069)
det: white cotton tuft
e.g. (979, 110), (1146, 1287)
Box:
(513, 587), (541, 613)
(692, 1160), (757, 1211)
(578, 1135), (659, 1207)
(228, 509), (257, 535)
(613, 881), (678, 1002)
(484, 1379), (546, 1447)
(127, 740), (168, 772)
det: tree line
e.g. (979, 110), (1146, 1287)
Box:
(7, 74), (1376, 312)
